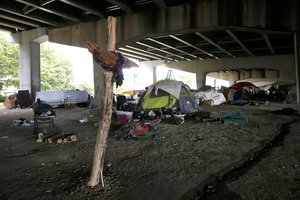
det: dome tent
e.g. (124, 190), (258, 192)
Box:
(139, 79), (200, 114)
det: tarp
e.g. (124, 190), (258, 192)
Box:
(229, 82), (259, 94)
(194, 88), (227, 106)
(148, 79), (183, 99)
(35, 90), (89, 106)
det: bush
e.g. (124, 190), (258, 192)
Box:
(0, 94), (7, 102)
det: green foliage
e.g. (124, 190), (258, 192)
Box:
(0, 31), (80, 93)
(0, 32), (19, 91)
(40, 43), (74, 91)
(0, 94), (7, 102)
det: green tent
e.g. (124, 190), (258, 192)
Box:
(140, 79), (199, 114)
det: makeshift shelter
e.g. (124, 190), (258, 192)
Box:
(228, 82), (260, 101)
(194, 88), (227, 106)
(139, 79), (200, 114)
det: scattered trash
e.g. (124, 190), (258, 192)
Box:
(184, 111), (211, 122)
(271, 107), (298, 116)
(13, 118), (33, 126)
(161, 116), (184, 125)
(220, 110), (248, 125)
(114, 118), (160, 140)
(79, 117), (88, 124)
(36, 138), (44, 143)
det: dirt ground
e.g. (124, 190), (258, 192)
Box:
(0, 103), (300, 200)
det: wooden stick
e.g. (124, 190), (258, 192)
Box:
(87, 16), (116, 187)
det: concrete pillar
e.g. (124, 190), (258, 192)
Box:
(153, 66), (157, 83)
(265, 69), (279, 78)
(250, 69), (264, 78)
(19, 42), (40, 99)
(93, 62), (104, 100)
(240, 70), (250, 80)
(9, 28), (47, 101)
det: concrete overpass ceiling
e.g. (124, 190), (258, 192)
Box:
(0, 0), (186, 33)
(0, 0), (297, 62)
(117, 28), (294, 61)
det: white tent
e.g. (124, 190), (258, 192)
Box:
(194, 88), (226, 106)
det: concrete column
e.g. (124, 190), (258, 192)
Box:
(19, 42), (32, 92)
(153, 66), (157, 83)
(30, 42), (41, 96)
(93, 62), (104, 110)
(19, 42), (40, 100)
(9, 28), (47, 101)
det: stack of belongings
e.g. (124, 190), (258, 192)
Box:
(33, 99), (56, 117)
(114, 111), (160, 141)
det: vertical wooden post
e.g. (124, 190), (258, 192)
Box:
(87, 16), (116, 187)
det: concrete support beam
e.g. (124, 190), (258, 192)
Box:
(168, 55), (295, 89)
(9, 28), (47, 101)
(19, 42), (41, 97)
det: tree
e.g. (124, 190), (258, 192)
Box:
(40, 43), (74, 91)
(0, 31), (19, 91)
(0, 31), (75, 93)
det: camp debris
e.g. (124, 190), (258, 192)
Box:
(114, 118), (160, 141)
(13, 118), (33, 126)
(220, 110), (248, 125)
(193, 87), (227, 106)
(139, 79), (200, 114)
(36, 128), (78, 144)
(271, 107), (298, 116)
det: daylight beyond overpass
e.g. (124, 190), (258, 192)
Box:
(6, 0), (300, 111)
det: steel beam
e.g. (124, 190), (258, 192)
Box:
(22, 0), (55, 14)
(147, 37), (193, 61)
(0, 19), (28, 31)
(106, 0), (132, 13)
(117, 50), (150, 61)
(118, 47), (161, 60)
(0, 7), (58, 26)
(153, 0), (166, 8)
(169, 35), (214, 59)
(16, 0), (80, 22)
(195, 32), (235, 58)
(59, 0), (104, 18)
(226, 30), (254, 56)
(125, 45), (174, 61)
(263, 34), (275, 54)
(21, 5), (36, 14)
(136, 41), (179, 61)
(0, 25), (15, 32)
(39, 0), (56, 6)
(0, 12), (41, 28)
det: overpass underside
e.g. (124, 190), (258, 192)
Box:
(48, 0), (298, 61)
(10, 0), (300, 110)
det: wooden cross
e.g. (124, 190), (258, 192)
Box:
(86, 16), (137, 187)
